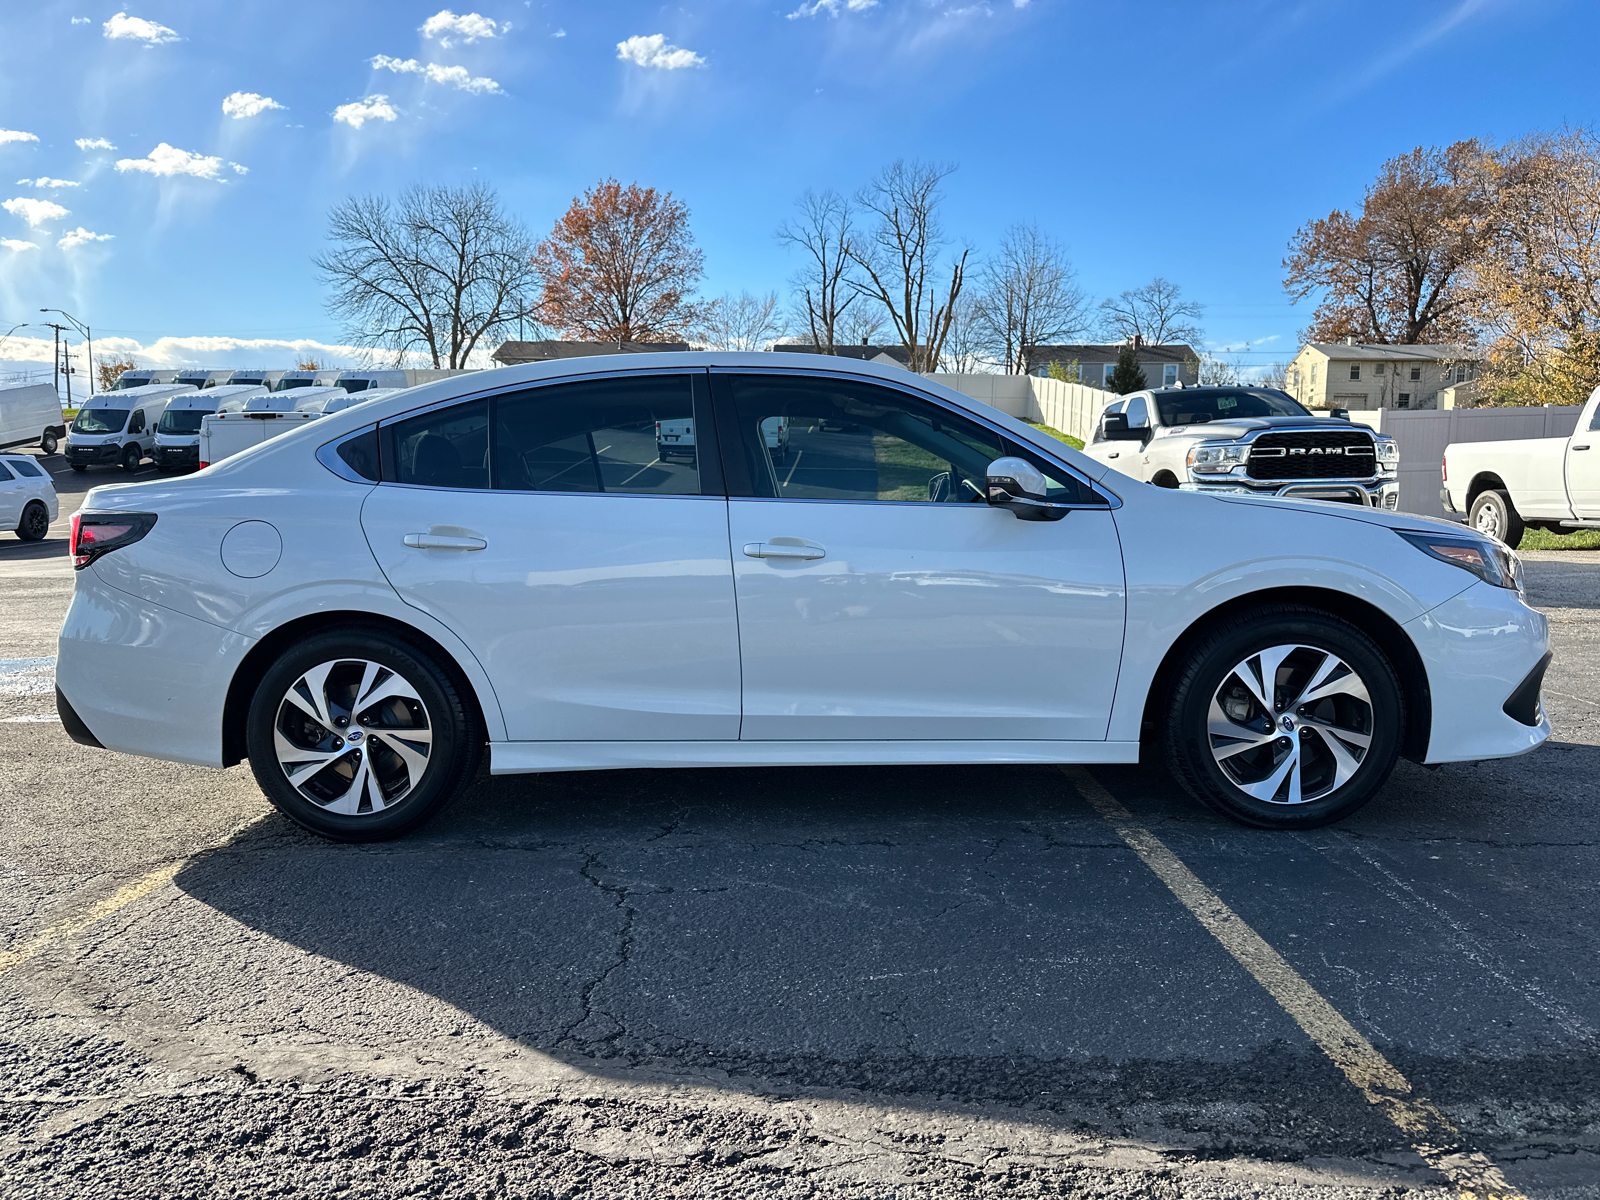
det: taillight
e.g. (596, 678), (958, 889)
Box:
(71, 511), (158, 570)
(1441, 456), (1448, 482)
(198, 461), (209, 469)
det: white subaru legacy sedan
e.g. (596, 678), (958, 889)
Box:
(56, 354), (1550, 841)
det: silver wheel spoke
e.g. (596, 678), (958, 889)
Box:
(273, 657), (432, 817)
(1208, 642), (1375, 806)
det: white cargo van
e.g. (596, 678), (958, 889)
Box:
(171, 369), (234, 390)
(334, 368), (476, 393)
(656, 418), (695, 463)
(0, 382), (67, 455)
(65, 384), (194, 473)
(273, 369), (343, 391)
(152, 385), (268, 473)
(198, 387), (349, 468)
(107, 370), (179, 390)
(226, 369), (286, 390)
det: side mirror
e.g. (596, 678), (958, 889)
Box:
(985, 457), (1069, 522)
(1101, 412), (1145, 441)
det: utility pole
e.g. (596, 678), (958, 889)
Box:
(40, 307), (93, 397)
(47, 324), (60, 395)
(42, 321), (71, 410)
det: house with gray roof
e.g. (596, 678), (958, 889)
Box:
(1023, 342), (1200, 389)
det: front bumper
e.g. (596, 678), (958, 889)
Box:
(1181, 477), (1399, 509)
(1404, 579), (1551, 764)
(66, 442), (121, 464)
(154, 444), (199, 469)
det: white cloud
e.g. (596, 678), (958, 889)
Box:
(116, 143), (227, 180)
(58, 227), (113, 249)
(552, 28), (566, 38)
(1, 239), (37, 252)
(230, 162), (248, 175)
(76, 137), (116, 151)
(103, 11), (180, 44)
(788, 0), (878, 16)
(3, 197), (69, 227)
(0, 129), (39, 146)
(222, 91), (285, 119)
(71, 16), (91, 24)
(18, 177), (79, 188)
(421, 9), (498, 45)
(371, 55), (502, 93)
(616, 34), (704, 69)
(333, 96), (399, 129)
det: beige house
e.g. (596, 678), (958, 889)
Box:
(1284, 340), (1477, 411)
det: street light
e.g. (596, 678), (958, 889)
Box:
(40, 307), (94, 398)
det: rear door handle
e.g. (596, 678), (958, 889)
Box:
(404, 533), (487, 550)
(1574, 445), (1591, 451)
(743, 541), (825, 560)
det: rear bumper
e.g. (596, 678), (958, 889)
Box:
(57, 570), (255, 768)
(1404, 580), (1551, 764)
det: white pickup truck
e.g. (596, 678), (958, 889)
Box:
(1441, 384), (1600, 546)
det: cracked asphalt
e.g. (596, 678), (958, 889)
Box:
(2, 453), (1598, 1198)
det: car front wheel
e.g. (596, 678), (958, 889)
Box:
(245, 628), (483, 841)
(1162, 606), (1403, 829)
(121, 445), (142, 473)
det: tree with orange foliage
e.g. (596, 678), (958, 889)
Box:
(533, 180), (704, 342)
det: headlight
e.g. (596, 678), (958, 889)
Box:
(1396, 529), (1521, 591)
(1375, 438), (1399, 475)
(1186, 443), (1249, 474)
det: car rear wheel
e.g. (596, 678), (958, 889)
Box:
(70, 464), (86, 473)
(1469, 488), (1524, 549)
(1162, 606), (1403, 829)
(40, 432), (57, 455)
(245, 628), (483, 841)
(16, 501), (49, 542)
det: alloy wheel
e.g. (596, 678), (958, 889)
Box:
(1474, 502), (1501, 539)
(1207, 644), (1374, 805)
(273, 658), (433, 816)
(19, 502), (48, 541)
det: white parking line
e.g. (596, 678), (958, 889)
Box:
(1062, 766), (1527, 1200)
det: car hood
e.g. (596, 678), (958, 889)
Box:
(1214, 493), (1465, 534)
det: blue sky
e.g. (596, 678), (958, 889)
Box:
(0, 0), (1594, 376)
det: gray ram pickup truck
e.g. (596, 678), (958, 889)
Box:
(1080, 384), (1401, 509)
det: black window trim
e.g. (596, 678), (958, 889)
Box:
(352, 367), (723, 499)
(708, 365), (1119, 510)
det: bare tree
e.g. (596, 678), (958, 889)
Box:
(317, 183), (535, 368)
(837, 302), (886, 348)
(1198, 352), (1243, 385)
(533, 179), (704, 341)
(696, 290), (788, 352)
(939, 291), (994, 373)
(849, 160), (970, 373)
(777, 189), (858, 353)
(1098, 277), (1205, 347)
(974, 223), (1089, 374)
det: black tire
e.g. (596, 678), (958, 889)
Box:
(245, 627), (484, 842)
(16, 501), (49, 542)
(1469, 488), (1524, 548)
(121, 445), (142, 473)
(70, 463), (86, 473)
(1162, 605), (1404, 829)
(1152, 472), (1181, 489)
(40, 432), (57, 455)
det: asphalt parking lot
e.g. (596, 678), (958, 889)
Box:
(2, 450), (1598, 1198)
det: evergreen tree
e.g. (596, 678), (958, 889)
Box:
(1107, 344), (1147, 394)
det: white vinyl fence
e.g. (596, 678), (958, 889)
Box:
(1351, 405), (1583, 519)
(929, 374), (1106, 443)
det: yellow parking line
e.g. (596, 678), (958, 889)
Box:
(0, 860), (184, 977)
(1062, 766), (1525, 1200)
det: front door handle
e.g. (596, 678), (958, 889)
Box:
(743, 541), (825, 560)
(1574, 445), (1591, 451)
(404, 533), (487, 550)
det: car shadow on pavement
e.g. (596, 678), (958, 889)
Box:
(0, 535), (67, 560)
(171, 750), (1600, 1159)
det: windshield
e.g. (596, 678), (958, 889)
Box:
(176, 377), (210, 389)
(340, 379), (370, 392)
(73, 408), (129, 433)
(1155, 390), (1308, 425)
(157, 409), (209, 434)
(275, 378), (316, 390)
(110, 377), (147, 390)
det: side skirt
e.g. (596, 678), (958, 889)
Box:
(489, 739), (1142, 775)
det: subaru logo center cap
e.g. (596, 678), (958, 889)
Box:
(346, 729), (364, 742)
(1280, 715), (1295, 733)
